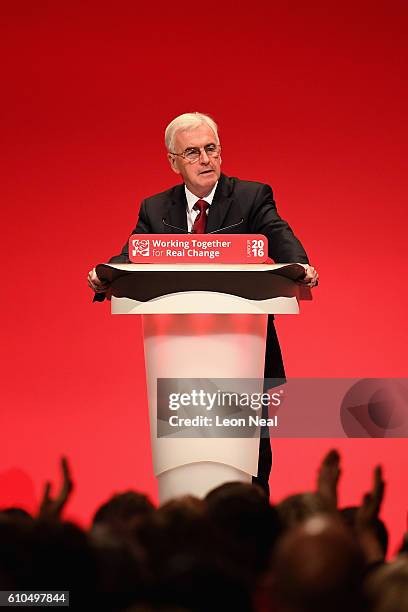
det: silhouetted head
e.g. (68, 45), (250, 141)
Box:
(0, 515), (33, 589)
(341, 506), (388, 560)
(92, 490), (155, 542)
(264, 514), (367, 612)
(134, 495), (213, 578)
(205, 481), (282, 578)
(366, 556), (408, 612)
(0, 516), (97, 594)
(0, 507), (32, 521)
(277, 492), (333, 530)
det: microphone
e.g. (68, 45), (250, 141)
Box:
(162, 218), (192, 233)
(207, 218), (244, 234)
(162, 217), (244, 234)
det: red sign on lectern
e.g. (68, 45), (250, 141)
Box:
(128, 234), (268, 263)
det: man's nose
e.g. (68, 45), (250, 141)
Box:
(199, 148), (210, 163)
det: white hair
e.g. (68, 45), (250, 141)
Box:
(165, 112), (219, 153)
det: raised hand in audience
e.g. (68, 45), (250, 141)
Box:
(356, 465), (386, 565)
(38, 456), (73, 520)
(316, 449), (341, 511)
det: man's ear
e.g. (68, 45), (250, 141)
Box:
(168, 153), (181, 175)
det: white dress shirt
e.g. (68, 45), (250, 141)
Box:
(185, 182), (218, 232)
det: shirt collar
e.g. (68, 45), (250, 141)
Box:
(185, 181), (218, 213)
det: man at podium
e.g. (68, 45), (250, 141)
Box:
(88, 112), (318, 496)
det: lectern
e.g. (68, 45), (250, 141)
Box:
(96, 262), (309, 503)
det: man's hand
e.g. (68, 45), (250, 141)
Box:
(355, 465), (386, 564)
(316, 449), (341, 511)
(356, 465), (385, 529)
(299, 264), (319, 287)
(38, 456), (74, 520)
(88, 267), (109, 292)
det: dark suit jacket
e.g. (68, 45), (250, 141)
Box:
(98, 173), (309, 380)
(109, 173), (309, 265)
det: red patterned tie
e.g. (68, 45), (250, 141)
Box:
(192, 199), (209, 234)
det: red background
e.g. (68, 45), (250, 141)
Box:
(1, 1), (407, 554)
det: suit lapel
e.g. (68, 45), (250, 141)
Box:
(206, 174), (235, 233)
(165, 184), (188, 233)
(165, 174), (236, 234)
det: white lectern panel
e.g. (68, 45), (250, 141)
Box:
(143, 312), (267, 477)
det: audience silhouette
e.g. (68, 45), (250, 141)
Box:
(0, 451), (406, 611)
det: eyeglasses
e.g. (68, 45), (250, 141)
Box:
(170, 143), (221, 164)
